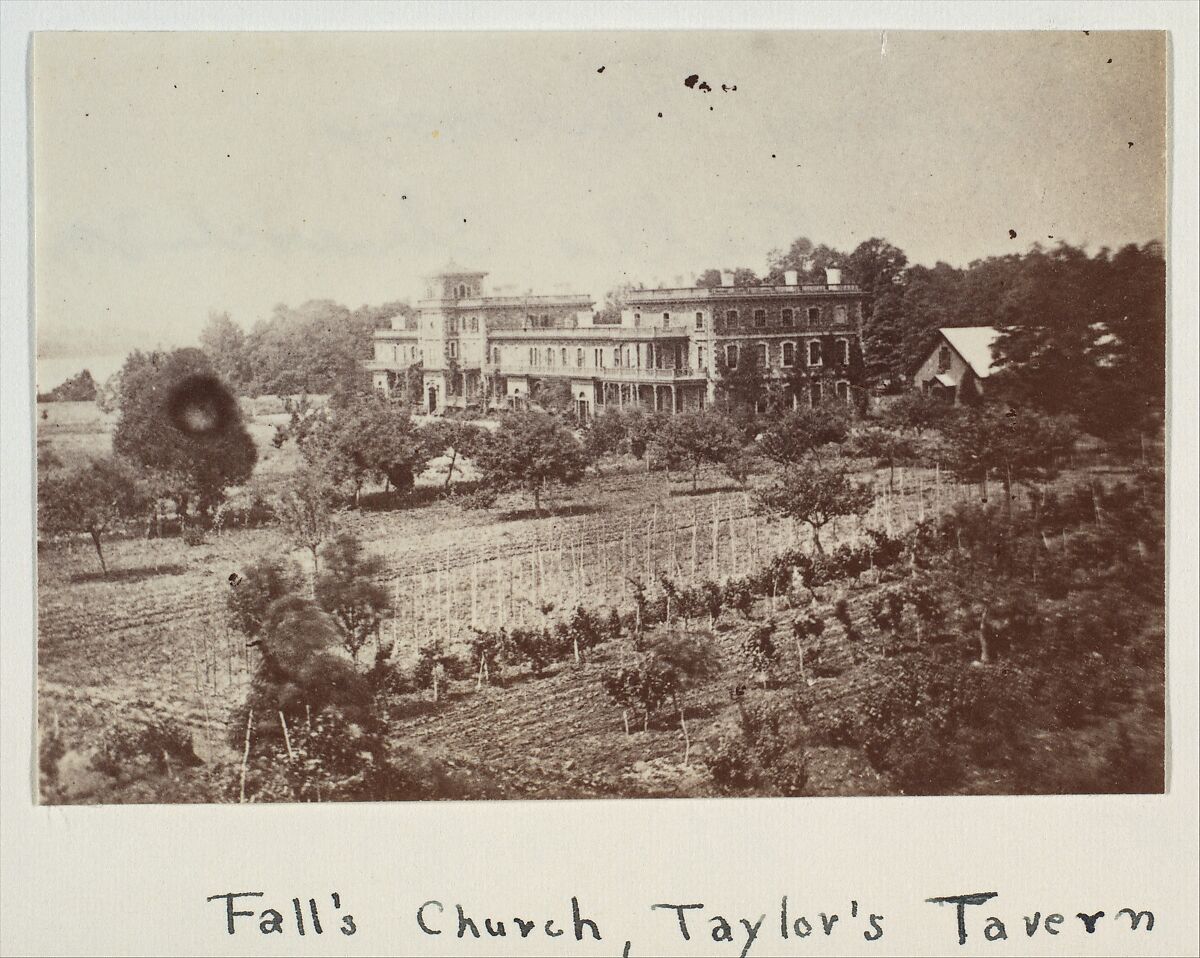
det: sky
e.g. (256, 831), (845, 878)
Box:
(32, 30), (1166, 377)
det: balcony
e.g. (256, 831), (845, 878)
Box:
(626, 283), (862, 303)
(485, 362), (706, 383)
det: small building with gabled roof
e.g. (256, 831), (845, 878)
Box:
(911, 326), (1004, 403)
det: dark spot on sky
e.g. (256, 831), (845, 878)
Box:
(657, 112), (663, 118)
(226, 154), (230, 158)
(709, 106), (714, 111)
(402, 195), (407, 200)
(1008, 229), (1018, 239)
(597, 66), (605, 73)
(684, 74), (699, 88)
(166, 374), (238, 437)
(1128, 141), (1134, 148)
(1107, 58), (1113, 64)
(771, 154), (776, 158)
(463, 218), (467, 223)
(228, 573), (241, 587)
(1083, 30), (1090, 36)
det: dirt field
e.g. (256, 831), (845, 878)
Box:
(36, 400), (1155, 803)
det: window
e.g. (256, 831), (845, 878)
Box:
(782, 308), (794, 326)
(446, 317), (458, 333)
(448, 341), (458, 359)
(807, 306), (820, 325)
(836, 381), (851, 403)
(837, 338), (851, 365)
(392, 345), (398, 362)
(577, 348), (584, 368)
(938, 345), (952, 373)
(726, 309), (739, 326)
(634, 312), (641, 325)
(726, 344), (739, 369)
(697, 346), (706, 370)
(810, 381), (823, 406)
(695, 311), (704, 329)
(782, 342), (795, 367)
(613, 347), (621, 367)
(469, 317), (479, 332)
(754, 308), (767, 328)
(492, 346), (501, 364)
(834, 305), (848, 325)
(547, 348), (555, 366)
(757, 342), (768, 366)
(808, 340), (823, 366)
(561, 347), (568, 366)
(663, 312), (671, 327)
(529, 347), (536, 366)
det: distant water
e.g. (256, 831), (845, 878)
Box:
(35, 354), (129, 394)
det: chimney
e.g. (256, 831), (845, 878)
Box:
(721, 270), (735, 287)
(783, 269), (799, 286)
(825, 267), (842, 286)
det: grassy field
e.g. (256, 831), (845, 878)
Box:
(34, 400), (1163, 804)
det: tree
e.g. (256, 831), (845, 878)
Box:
(474, 410), (588, 514)
(695, 267), (761, 288)
(421, 417), (484, 490)
(989, 242), (1165, 440)
(228, 555), (305, 639)
(199, 311), (249, 393)
(881, 391), (954, 435)
(38, 456), (147, 575)
(758, 406), (851, 464)
(37, 368), (97, 403)
(276, 471), (341, 575)
(243, 299), (408, 396)
(111, 349), (257, 518)
(848, 426), (920, 492)
(756, 461), (875, 554)
(765, 237), (845, 285)
(650, 411), (742, 492)
(233, 595), (374, 750)
(300, 390), (429, 502)
(845, 238), (909, 385)
(942, 404), (1075, 511)
(315, 532), (391, 662)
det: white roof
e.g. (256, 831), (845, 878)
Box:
(940, 326), (1003, 379)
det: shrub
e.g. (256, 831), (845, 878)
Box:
(92, 718), (202, 779)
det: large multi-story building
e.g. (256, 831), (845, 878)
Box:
(368, 263), (867, 415)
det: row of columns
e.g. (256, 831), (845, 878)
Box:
(597, 381), (680, 413)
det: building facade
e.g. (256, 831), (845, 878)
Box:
(368, 264), (867, 415)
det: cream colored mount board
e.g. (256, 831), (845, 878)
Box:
(3, 10), (1197, 958)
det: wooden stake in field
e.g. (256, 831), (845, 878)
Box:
(711, 498), (720, 578)
(239, 709), (254, 803)
(278, 711), (294, 760)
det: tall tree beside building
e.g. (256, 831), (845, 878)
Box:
(845, 238), (908, 385)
